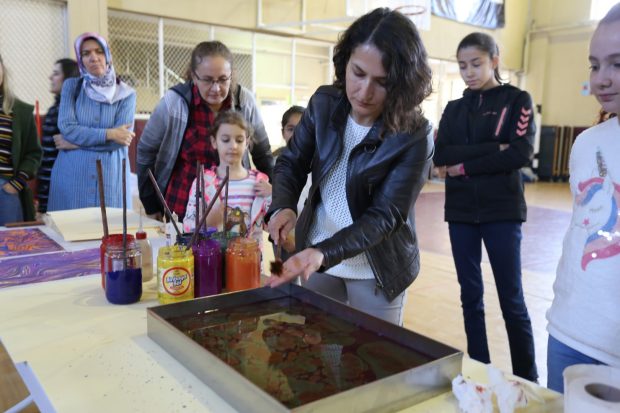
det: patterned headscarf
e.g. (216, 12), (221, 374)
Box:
(74, 32), (133, 104)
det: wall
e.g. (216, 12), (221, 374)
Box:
(75, 0), (604, 128)
(525, 0), (600, 126)
(421, 0), (528, 71)
(108, 0), (528, 69)
(67, 0), (108, 49)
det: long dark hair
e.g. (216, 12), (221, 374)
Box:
(281, 105), (305, 129)
(332, 8), (432, 135)
(55, 58), (79, 80)
(457, 32), (503, 84)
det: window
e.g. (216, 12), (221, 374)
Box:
(590, 0), (617, 20)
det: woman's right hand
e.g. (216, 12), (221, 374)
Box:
(267, 247), (324, 287)
(106, 124), (135, 146)
(267, 208), (296, 246)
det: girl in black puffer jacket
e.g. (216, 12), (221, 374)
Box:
(434, 32), (538, 382)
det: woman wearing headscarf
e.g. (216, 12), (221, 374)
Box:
(48, 32), (136, 211)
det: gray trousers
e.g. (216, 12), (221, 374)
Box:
(303, 272), (407, 326)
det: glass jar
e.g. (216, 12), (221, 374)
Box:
(157, 245), (194, 304)
(104, 239), (142, 304)
(225, 237), (260, 292)
(211, 231), (239, 289)
(193, 238), (222, 297)
(100, 234), (135, 290)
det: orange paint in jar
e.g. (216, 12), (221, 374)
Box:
(225, 237), (260, 292)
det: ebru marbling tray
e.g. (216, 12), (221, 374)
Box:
(147, 284), (462, 412)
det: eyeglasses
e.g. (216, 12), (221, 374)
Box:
(193, 73), (232, 89)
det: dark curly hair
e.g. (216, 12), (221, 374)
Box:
(332, 8), (432, 135)
(281, 105), (305, 129)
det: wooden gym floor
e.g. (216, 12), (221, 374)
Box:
(405, 181), (572, 386)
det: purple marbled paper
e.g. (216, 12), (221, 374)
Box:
(0, 228), (63, 258)
(0, 248), (100, 288)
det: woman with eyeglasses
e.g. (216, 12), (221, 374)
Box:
(137, 41), (274, 221)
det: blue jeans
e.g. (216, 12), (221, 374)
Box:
(0, 177), (23, 226)
(547, 335), (605, 393)
(449, 221), (538, 381)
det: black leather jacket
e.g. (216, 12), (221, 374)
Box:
(267, 86), (433, 301)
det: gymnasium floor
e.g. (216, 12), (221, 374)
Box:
(405, 181), (573, 386)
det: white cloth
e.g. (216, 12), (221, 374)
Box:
(308, 116), (374, 279)
(546, 117), (620, 367)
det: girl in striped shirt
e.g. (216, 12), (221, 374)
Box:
(183, 111), (271, 245)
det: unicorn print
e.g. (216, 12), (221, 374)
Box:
(574, 150), (620, 270)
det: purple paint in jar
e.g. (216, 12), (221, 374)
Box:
(104, 239), (142, 304)
(192, 238), (222, 297)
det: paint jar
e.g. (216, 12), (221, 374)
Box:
(193, 238), (222, 298)
(104, 239), (142, 304)
(211, 231), (239, 289)
(225, 237), (260, 292)
(135, 230), (153, 282)
(100, 234), (134, 290)
(157, 245), (194, 304)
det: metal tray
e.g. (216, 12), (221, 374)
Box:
(147, 284), (463, 412)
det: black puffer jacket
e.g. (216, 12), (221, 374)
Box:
(267, 85), (433, 301)
(434, 84), (535, 223)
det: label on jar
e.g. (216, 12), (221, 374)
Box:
(161, 266), (192, 296)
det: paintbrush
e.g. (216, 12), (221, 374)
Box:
(223, 166), (229, 235)
(187, 174), (229, 250)
(270, 241), (283, 276)
(147, 169), (182, 240)
(122, 159), (127, 274)
(195, 161), (200, 233)
(96, 159), (109, 238)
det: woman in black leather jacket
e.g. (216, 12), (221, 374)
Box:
(266, 8), (433, 325)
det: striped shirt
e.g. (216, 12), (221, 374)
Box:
(0, 111), (14, 178)
(0, 106), (29, 192)
(183, 167), (271, 245)
(36, 95), (61, 212)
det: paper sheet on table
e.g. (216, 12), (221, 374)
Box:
(46, 208), (163, 241)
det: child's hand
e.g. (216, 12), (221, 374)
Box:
(255, 180), (272, 197)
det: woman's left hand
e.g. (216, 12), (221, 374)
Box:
(53, 134), (79, 150)
(255, 180), (272, 197)
(446, 163), (465, 177)
(267, 247), (324, 288)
